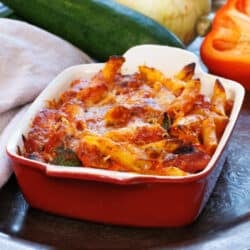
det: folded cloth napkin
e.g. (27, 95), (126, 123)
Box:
(0, 18), (93, 188)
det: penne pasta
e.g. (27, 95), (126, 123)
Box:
(78, 135), (151, 172)
(174, 62), (196, 81)
(201, 117), (218, 155)
(22, 56), (233, 176)
(211, 79), (227, 116)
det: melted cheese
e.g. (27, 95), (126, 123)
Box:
(22, 57), (232, 176)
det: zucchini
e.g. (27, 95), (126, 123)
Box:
(0, 2), (13, 17)
(1, 0), (185, 61)
(51, 147), (82, 166)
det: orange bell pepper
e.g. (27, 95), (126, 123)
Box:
(200, 0), (250, 89)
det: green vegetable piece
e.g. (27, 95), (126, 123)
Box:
(51, 147), (81, 166)
(162, 112), (171, 131)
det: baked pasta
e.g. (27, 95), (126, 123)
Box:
(21, 56), (233, 176)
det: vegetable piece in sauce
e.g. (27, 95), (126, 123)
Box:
(51, 147), (81, 166)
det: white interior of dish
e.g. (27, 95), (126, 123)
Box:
(7, 45), (245, 181)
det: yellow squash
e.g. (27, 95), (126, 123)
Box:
(115, 0), (211, 44)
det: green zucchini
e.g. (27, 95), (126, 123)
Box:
(1, 0), (185, 61)
(0, 2), (13, 17)
(51, 147), (82, 166)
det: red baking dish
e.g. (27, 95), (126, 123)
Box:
(6, 45), (245, 227)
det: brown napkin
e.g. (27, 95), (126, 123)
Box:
(0, 18), (93, 188)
